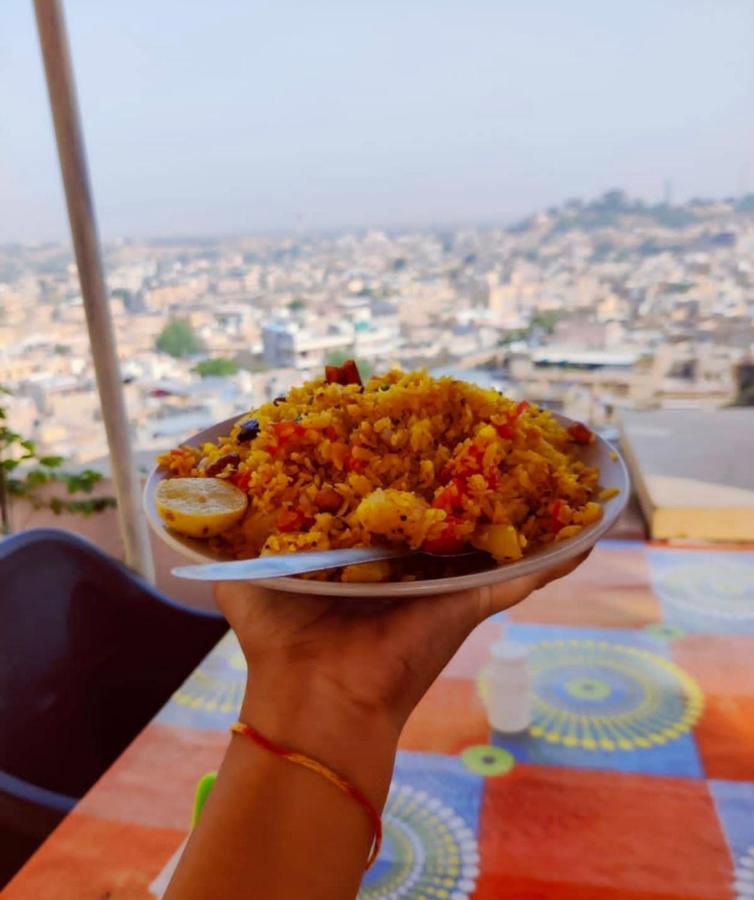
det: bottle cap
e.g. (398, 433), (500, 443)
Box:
(490, 639), (529, 662)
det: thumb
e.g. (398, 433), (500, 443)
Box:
(479, 549), (591, 620)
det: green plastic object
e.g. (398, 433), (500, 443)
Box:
(192, 772), (218, 827)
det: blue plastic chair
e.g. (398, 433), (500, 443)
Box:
(0, 528), (227, 885)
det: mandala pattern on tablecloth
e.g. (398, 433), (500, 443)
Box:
(644, 623), (687, 641)
(735, 845), (754, 899)
(652, 556), (754, 629)
(460, 744), (516, 777)
(172, 635), (246, 714)
(359, 783), (479, 900)
(524, 639), (703, 751)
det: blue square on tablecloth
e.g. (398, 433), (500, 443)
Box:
(485, 622), (705, 778)
(156, 632), (246, 730)
(710, 780), (754, 863)
(359, 752), (483, 899)
(647, 548), (754, 634)
(392, 751), (484, 832)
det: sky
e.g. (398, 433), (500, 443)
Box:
(2, 0), (754, 242)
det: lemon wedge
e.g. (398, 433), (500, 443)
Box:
(155, 477), (248, 539)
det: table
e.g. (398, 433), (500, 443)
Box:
(7, 540), (754, 899)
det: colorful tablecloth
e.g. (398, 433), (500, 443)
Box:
(6, 540), (754, 899)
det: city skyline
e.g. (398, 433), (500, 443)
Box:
(3, 0), (754, 243)
(2, 190), (751, 466)
(1, 186), (752, 250)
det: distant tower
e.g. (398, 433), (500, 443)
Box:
(663, 178), (674, 207)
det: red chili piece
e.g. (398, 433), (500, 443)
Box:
(269, 421), (306, 455)
(423, 517), (466, 555)
(324, 359), (363, 387)
(496, 423), (514, 440)
(345, 453), (366, 473)
(433, 479), (465, 512)
(277, 508), (307, 532)
(232, 470), (251, 492)
(548, 499), (564, 532)
(567, 422), (594, 445)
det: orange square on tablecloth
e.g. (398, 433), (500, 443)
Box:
(671, 635), (754, 780)
(507, 542), (662, 629)
(3, 813), (183, 900)
(400, 677), (490, 754)
(690, 693), (754, 781)
(473, 765), (731, 900)
(77, 722), (228, 831)
(672, 635), (754, 696)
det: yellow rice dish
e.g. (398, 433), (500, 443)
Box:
(156, 362), (607, 582)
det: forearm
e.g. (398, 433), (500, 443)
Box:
(165, 680), (399, 900)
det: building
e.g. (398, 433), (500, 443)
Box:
(262, 320), (352, 370)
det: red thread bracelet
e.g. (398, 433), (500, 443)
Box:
(230, 721), (382, 869)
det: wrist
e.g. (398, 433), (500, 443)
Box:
(239, 673), (399, 808)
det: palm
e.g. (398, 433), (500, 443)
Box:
(216, 553), (584, 729)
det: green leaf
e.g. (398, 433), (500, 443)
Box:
(38, 455), (64, 468)
(24, 469), (50, 487)
(62, 469), (103, 494)
(51, 496), (116, 516)
(6, 478), (26, 495)
(78, 468), (104, 484)
(1, 459), (20, 471)
(19, 439), (36, 452)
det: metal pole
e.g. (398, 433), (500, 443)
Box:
(33, 0), (155, 581)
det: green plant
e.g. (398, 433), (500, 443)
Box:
(531, 310), (561, 334)
(156, 318), (205, 358)
(193, 357), (239, 378)
(497, 327), (532, 346)
(0, 387), (116, 534)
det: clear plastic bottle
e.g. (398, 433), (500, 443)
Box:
(483, 639), (531, 733)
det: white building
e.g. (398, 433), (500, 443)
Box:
(262, 316), (399, 369)
(262, 320), (352, 369)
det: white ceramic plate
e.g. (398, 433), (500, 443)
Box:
(144, 413), (630, 598)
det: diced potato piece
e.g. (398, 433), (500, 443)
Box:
(471, 523), (523, 562)
(341, 560), (392, 583)
(241, 510), (278, 554)
(355, 489), (444, 547)
(573, 502), (603, 525)
(555, 524), (583, 542)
